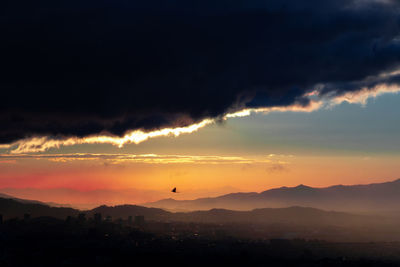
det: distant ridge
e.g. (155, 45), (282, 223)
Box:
(0, 192), (71, 208)
(144, 179), (400, 214)
(2, 179), (400, 222)
(87, 204), (383, 228)
(0, 197), (382, 229)
(0, 192), (51, 205)
(0, 198), (79, 219)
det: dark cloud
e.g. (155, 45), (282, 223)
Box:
(1, 0), (399, 143)
(266, 164), (289, 173)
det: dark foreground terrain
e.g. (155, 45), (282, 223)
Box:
(1, 217), (400, 267)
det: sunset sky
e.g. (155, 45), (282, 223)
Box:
(1, 0), (400, 208)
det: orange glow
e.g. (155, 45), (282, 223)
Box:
(1, 153), (399, 207)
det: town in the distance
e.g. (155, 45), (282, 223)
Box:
(2, 179), (400, 266)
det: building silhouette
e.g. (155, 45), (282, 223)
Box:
(94, 213), (102, 223)
(78, 213), (86, 223)
(134, 215), (145, 226)
(24, 213), (31, 221)
(65, 216), (72, 223)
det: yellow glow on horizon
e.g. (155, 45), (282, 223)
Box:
(1, 153), (400, 206)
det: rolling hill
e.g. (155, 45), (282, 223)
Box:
(0, 197), (79, 220)
(0, 196), (382, 228)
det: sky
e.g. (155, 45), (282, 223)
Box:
(0, 0), (400, 208)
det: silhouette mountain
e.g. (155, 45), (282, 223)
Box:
(0, 192), (72, 208)
(2, 179), (400, 226)
(0, 198), (79, 220)
(88, 204), (170, 221)
(88, 205), (384, 228)
(144, 179), (400, 214)
(0, 196), (384, 228)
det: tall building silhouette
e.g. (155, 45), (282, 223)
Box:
(24, 213), (31, 221)
(134, 215), (145, 226)
(94, 213), (102, 223)
(78, 213), (86, 223)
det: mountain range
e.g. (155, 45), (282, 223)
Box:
(2, 179), (400, 224)
(144, 179), (400, 214)
(0, 196), (385, 229)
(3, 179), (400, 242)
(0, 192), (73, 208)
(0, 197), (79, 219)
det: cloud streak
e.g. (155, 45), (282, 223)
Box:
(5, 119), (214, 154)
(0, 153), (279, 165)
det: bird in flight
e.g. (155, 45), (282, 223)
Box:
(171, 187), (177, 193)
